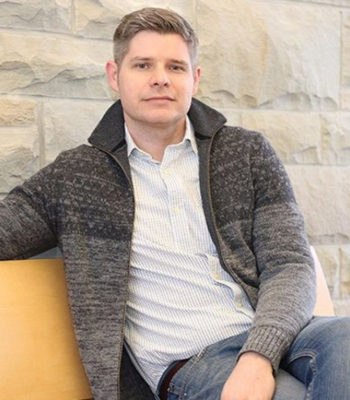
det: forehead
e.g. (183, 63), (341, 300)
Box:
(125, 31), (191, 61)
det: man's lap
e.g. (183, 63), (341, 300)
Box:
(157, 333), (304, 399)
(156, 316), (350, 399)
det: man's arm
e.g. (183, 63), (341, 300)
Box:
(220, 130), (315, 398)
(243, 134), (316, 366)
(0, 164), (58, 260)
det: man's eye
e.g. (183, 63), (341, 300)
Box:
(135, 63), (149, 69)
(170, 65), (185, 71)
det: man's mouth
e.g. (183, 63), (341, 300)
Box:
(144, 96), (174, 101)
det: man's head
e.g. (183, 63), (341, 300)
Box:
(106, 8), (201, 136)
(113, 7), (199, 69)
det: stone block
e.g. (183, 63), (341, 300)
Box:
(0, 127), (39, 192)
(75, 0), (196, 39)
(0, 34), (110, 99)
(0, 99), (36, 126)
(286, 166), (350, 244)
(0, 0), (72, 32)
(342, 89), (350, 110)
(286, 0), (350, 5)
(196, 0), (340, 110)
(342, 12), (350, 110)
(43, 100), (113, 164)
(340, 246), (350, 298)
(242, 112), (321, 164)
(334, 299), (350, 317)
(217, 108), (241, 127)
(313, 245), (340, 298)
(321, 113), (350, 165)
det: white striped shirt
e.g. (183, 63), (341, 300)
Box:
(124, 118), (254, 392)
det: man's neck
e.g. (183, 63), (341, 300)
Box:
(125, 119), (187, 162)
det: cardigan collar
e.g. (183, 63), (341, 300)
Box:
(88, 98), (227, 156)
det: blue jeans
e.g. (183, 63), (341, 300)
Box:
(155, 316), (350, 399)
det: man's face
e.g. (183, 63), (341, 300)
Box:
(106, 31), (201, 132)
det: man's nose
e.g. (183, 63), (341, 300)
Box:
(149, 67), (170, 87)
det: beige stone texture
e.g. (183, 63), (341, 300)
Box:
(313, 245), (340, 297)
(342, 89), (350, 110)
(43, 100), (112, 164)
(340, 246), (350, 298)
(197, 0), (340, 110)
(334, 299), (350, 317)
(321, 113), (350, 164)
(75, 0), (196, 39)
(242, 112), (321, 164)
(287, 165), (350, 244)
(0, 34), (110, 99)
(342, 12), (350, 109)
(216, 108), (241, 127)
(0, 99), (36, 126)
(0, 0), (72, 32)
(289, 0), (350, 5)
(0, 127), (39, 192)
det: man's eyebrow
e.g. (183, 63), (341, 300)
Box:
(129, 56), (153, 62)
(129, 56), (189, 66)
(168, 58), (189, 66)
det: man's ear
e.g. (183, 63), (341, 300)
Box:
(192, 66), (202, 96)
(105, 61), (119, 92)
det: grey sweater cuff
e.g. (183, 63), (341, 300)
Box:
(239, 325), (292, 372)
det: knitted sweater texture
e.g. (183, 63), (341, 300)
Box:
(0, 99), (315, 399)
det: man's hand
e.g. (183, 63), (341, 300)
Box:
(220, 351), (275, 400)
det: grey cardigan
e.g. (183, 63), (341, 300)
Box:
(0, 98), (315, 399)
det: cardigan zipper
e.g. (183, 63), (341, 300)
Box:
(200, 132), (242, 286)
(90, 143), (135, 400)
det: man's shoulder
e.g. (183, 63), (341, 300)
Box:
(55, 144), (106, 163)
(47, 144), (113, 177)
(214, 124), (269, 154)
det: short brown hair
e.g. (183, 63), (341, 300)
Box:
(113, 7), (199, 67)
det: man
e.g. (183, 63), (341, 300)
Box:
(0, 7), (349, 400)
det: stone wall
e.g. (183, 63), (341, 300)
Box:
(0, 0), (349, 315)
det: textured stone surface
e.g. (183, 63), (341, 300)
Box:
(0, 34), (110, 99)
(242, 112), (321, 164)
(43, 100), (112, 164)
(0, 127), (39, 192)
(314, 245), (340, 297)
(321, 114), (350, 165)
(289, 0), (350, 5)
(342, 13), (350, 109)
(197, 0), (340, 110)
(287, 166), (350, 244)
(340, 246), (350, 298)
(75, 0), (196, 39)
(216, 108), (240, 127)
(0, 100), (36, 126)
(0, 0), (72, 32)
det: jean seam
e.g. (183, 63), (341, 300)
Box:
(170, 348), (208, 399)
(284, 350), (317, 400)
(305, 356), (317, 400)
(285, 349), (316, 365)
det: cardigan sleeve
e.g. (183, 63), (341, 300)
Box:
(240, 133), (316, 371)
(0, 162), (59, 260)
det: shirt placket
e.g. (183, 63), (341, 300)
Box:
(160, 148), (194, 253)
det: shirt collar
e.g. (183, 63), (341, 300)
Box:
(124, 116), (198, 158)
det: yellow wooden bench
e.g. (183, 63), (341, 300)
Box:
(0, 258), (92, 400)
(0, 248), (333, 399)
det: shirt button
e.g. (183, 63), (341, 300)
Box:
(173, 206), (180, 213)
(237, 301), (243, 308)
